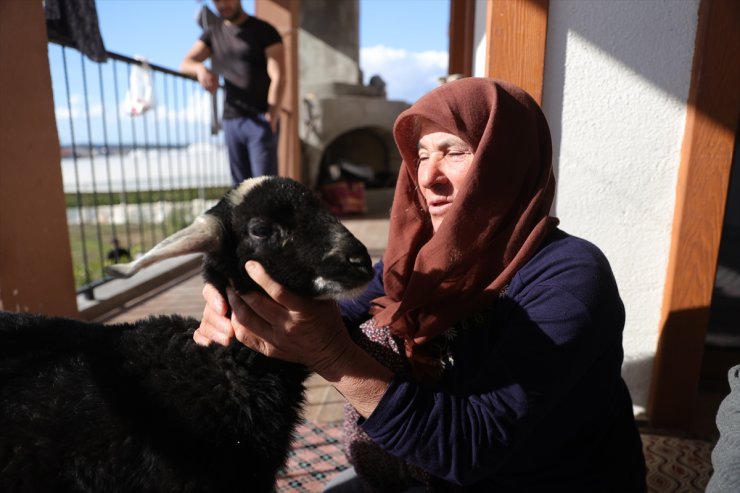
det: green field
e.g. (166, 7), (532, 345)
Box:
(65, 186), (229, 208)
(67, 187), (228, 290)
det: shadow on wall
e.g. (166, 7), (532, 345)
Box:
(542, 0), (701, 197)
(553, 2), (699, 104)
(621, 304), (724, 416)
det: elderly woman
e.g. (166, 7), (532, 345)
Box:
(195, 78), (647, 492)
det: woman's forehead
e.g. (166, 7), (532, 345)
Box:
(417, 132), (468, 151)
(417, 120), (467, 148)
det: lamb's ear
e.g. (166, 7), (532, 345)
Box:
(106, 214), (223, 279)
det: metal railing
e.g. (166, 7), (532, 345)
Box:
(48, 42), (231, 299)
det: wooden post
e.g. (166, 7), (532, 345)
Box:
(255, 0), (301, 182)
(485, 0), (549, 104)
(0, 1), (78, 317)
(648, 0), (740, 429)
(448, 0), (476, 78)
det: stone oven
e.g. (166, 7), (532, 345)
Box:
(298, 0), (409, 206)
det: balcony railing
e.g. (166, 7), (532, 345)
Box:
(48, 41), (230, 300)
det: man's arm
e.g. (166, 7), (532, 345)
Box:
(181, 40), (218, 94)
(265, 42), (285, 131)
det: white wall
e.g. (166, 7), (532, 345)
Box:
(540, 0), (700, 413)
(470, 0), (702, 412)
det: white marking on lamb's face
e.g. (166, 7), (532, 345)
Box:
(313, 277), (369, 300)
(227, 176), (271, 207)
(313, 277), (335, 299)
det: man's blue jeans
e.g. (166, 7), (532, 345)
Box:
(223, 113), (278, 185)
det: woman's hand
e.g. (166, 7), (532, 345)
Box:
(232, 261), (354, 372)
(194, 261), (352, 373)
(193, 283), (234, 347)
(194, 261), (394, 417)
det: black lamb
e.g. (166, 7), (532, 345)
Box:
(0, 176), (374, 493)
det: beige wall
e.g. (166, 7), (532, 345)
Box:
(0, 1), (78, 317)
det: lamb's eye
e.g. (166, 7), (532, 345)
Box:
(249, 223), (273, 239)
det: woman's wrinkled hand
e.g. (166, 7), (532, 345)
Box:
(193, 283), (235, 347)
(194, 261), (353, 373)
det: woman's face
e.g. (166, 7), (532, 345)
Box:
(416, 121), (474, 232)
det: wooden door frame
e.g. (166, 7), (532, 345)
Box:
(648, 0), (740, 429)
(484, 0), (549, 105)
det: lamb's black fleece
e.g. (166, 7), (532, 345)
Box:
(0, 311), (308, 493)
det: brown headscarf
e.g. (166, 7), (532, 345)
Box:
(371, 78), (559, 367)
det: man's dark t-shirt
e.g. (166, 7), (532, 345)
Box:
(200, 16), (281, 119)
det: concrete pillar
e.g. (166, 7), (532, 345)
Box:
(299, 0), (361, 87)
(0, 1), (78, 317)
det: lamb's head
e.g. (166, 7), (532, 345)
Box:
(215, 177), (374, 299)
(106, 177), (375, 301)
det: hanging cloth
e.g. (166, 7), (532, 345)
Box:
(45, 0), (108, 63)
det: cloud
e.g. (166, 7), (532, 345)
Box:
(360, 45), (448, 103)
(56, 87), (212, 125)
(55, 88), (217, 146)
(106, 86), (213, 125)
(178, 89), (219, 124)
(55, 94), (105, 120)
(55, 93), (83, 119)
(89, 104), (104, 118)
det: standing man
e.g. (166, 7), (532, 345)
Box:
(181, 0), (285, 184)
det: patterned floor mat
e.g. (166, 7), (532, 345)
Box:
(275, 423), (715, 492)
(642, 433), (714, 493)
(276, 421), (349, 493)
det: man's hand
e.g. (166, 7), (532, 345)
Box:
(181, 40), (215, 93)
(265, 42), (284, 134)
(197, 65), (218, 94)
(265, 104), (280, 133)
